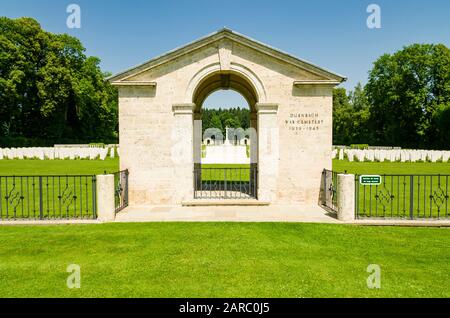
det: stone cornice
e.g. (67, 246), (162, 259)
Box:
(172, 103), (195, 115)
(256, 103), (278, 115)
(111, 81), (157, 87)
(294, 80), (341, 86)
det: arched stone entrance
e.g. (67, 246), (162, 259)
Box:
(191, 70), (259, 200)
(109, 28), (345, 210)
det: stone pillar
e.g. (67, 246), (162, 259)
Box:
(249, 112), (258, 198)
(256, 103), (279, 202)
(193, 112), (202, 192)
(337, 174), (356, 221)
(96, 174), (115, 222)
(172, 104), (195, 202)
(249, 112), (258, 164)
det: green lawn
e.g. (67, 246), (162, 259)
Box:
(0, 222), (448, 298)
(0, 158), (119, 176)
(1, 158), (448, 176)
(200, 164), (252, 181)
(333, 160), (450, 175)
(0, 160), (449, 297)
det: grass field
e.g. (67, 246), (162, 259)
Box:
(333, 160), (450, 175)
(199, 164), (252, 181)
(0, 159), (449, 297)
(0, 158), (119, 176)
(0, 222), (449, 298)
(1, 158), (448, 176)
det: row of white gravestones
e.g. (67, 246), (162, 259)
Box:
(0, 147), (119, 160)
(332, 149), (450, 163)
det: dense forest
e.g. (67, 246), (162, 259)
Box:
(333, 43), (450, 149)
(0, 17), (117, 147)
(1, 17), (449, 149)
(201, 107), (250, 136)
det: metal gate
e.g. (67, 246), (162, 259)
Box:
(194, 165), (257, 199)
(320, 169), (339, 213)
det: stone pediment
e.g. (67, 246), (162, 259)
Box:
(108, 28), (346, 85)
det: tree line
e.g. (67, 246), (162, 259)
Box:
(0, 17), (117, 147)
(201, 107), (250, 137)
(334, 43), (450, 150)
(1, 17), (449, 149)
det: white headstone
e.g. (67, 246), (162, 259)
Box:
(443, 151), (450, 163)
(99, 148), (108, 160)
(38, 149), (45, 160)
(347, 150), (354, 162)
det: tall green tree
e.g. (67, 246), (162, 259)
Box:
(365, 43), (450, 148)
(333, 84), (372, 146)
(332, 88), (352, 145)
(201, 107), (249, 137)
(0, 17), (118, 146)
(209, 114), (223, 134)
(430, 103), (450, 149)
(348, 83), (371, 144)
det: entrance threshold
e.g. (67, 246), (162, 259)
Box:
(182, 199), (270, 207)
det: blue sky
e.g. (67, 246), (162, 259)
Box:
(1, 0), (450, 108)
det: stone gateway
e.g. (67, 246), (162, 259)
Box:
(108, 29), (346, 211)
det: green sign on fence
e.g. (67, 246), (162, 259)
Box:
(359, 175), (382, 186)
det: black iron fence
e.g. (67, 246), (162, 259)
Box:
(194, 165), (257, 199)
(355, 174), (450, 219)
(0, 175), (97, 220)
(320, 169), (339, 213)
(114, 170), (129, 213)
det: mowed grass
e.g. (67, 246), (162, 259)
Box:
(1, 159), (448, 177)
(0, 222), (449, 298)
(0, 158), (120, 176)
(0, 160), (449, 297)
(333, 160), (450, 175)
(201, 164), (251, 181)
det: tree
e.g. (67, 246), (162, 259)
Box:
(332, 84), (372, 146)
(209, 114), (223, 135)
(332, 88), (352, 145)
(365, 43), (450, 149)
(430, 103), (450, 149)
(200, 107), (249, 137)
(348, 83), (371, 144)
(0, 17), (118, 146)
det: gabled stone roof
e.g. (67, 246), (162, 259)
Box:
(108, 28), (346, 83)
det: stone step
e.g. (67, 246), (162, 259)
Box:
(181, 199), (270, 206)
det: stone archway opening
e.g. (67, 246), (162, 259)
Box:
(193, 71), (258, 200)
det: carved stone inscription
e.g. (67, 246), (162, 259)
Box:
(284, 112), (324, 135)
